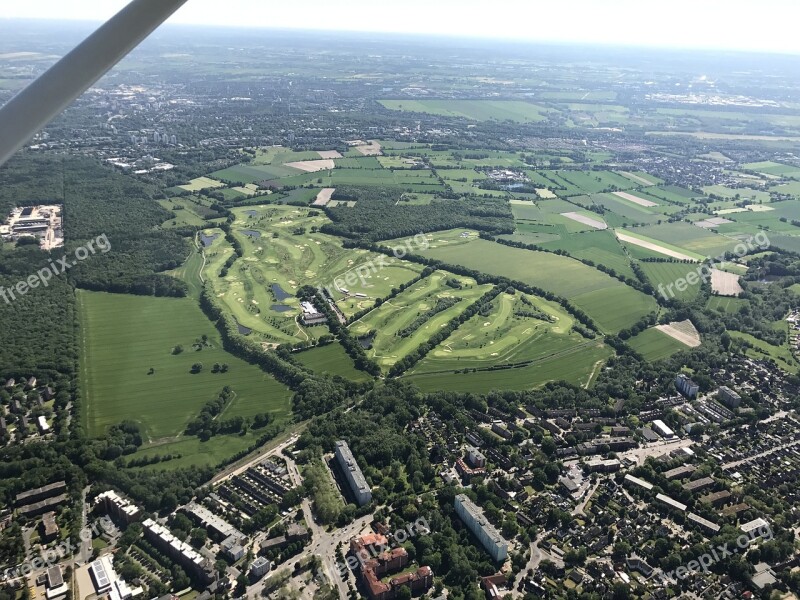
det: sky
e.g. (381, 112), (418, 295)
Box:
(2, 0), (800, 54)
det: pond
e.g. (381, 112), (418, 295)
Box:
(241, 229), (261, 238)
(199, 232), (219, 247)
(271, 304), (293, 313)
(271, 283), (292, 301)
(358, 334), (375, 349)
(236, 321), (252, 335)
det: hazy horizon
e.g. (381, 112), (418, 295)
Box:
(2, 0), (800, 55)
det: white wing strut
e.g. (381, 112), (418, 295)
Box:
(0, 0), (189, 168)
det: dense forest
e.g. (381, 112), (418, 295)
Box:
(322, 185), (514, 241)
(0, 247), (77, 376)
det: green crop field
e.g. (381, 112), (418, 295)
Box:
(743, 161), (800, 179)
(78, 291), (292, 441)
(640, 262), (704, 301)
(408, 291), (597, 372)
(632, 222), (739, 257)
(414, 231), (657, 333)
(348, 270), (493, 371)
(178, 176), (226, 192)
(538, 230), (636, 279)
(627, 328), (688, 361)
(292, 343), (372, 382)
(379, 99), (554, 123)
(406, 341), (612, 393)
(707, 295), (747, 314)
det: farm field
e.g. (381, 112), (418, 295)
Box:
(408, 291), (595, 372)
(178, 176), (226, 192)
(77, 290), (292, 441)
(627, 327), (689, 361)
(615, 229), (704, 261)
(292, 343), (372, 382)
(707, 296), (747, 314)
(348, 270), (493, 371)
(633, 222), (739, 257)
(414, 230), (657, 333)
(537, 229), (636, 279)
(379, 99), (554, 122)
(742, 161), (800, 179)
(406, 342), (612, 393)
(640, 262), (704, 301)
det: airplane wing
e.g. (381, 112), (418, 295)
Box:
(0, 0), (189, 167)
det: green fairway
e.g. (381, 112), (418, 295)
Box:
(627, 327), (688, 361)
(292, 343), (372, 382)
(348, 270), (493, 371)
(206, 205), (424, 343)
(379, 99), (554, 123)
(409, 291), (598, 372)
(415, 231), (657, 333)
(406, 341), (612, 393)
(78, 291), (292, 441)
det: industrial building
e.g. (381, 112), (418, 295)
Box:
(334, 440), (372, 506)
(454, 494), (508, 562)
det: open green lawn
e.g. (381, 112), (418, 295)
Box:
(348, 270), (493, 372)
(729, 330), (799, 373)
(414, 231), (657, 333)
(379, 99), (554, 122)
(292, 343), (372, 382)
(78, 291), (292, 441)
(627, 327), (689, 361)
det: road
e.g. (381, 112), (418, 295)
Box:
(721, 438), (800, 470)
(620, 438), (694, 466)
(252, 444), (372, 599)
(210, 425), (305, 486)
(512, 531), (563, 598)
(572, 479), (600, 516)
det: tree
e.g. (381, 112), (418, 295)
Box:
(190, 527), (208, 548)
(190, 362), (203, 374)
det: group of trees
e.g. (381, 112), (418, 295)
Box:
(321, 185), (514, 241)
